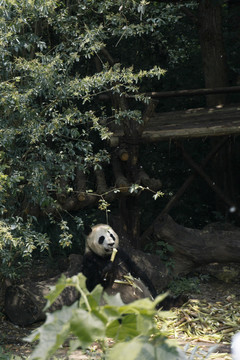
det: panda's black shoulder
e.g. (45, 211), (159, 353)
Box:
(111, 248), (122, 260)
(115, 248), (138, 270)
(116, 248), (130, 261)
(81, 250), (108, 270)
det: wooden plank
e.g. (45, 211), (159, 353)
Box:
(142, 86), (240, 99)
(110, 104), (240, 145)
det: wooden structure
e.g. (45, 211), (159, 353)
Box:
(110, 104), (240, 146)
(108, 88), (240, 244)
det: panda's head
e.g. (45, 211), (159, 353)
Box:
(85, 224), (119, 257)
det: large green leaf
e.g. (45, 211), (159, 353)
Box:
(27, 303), (77, 360)
(70, 308), (106, 348)
(44, 275), (69, 309)
(106, 314), (139, 341)
(107, 336), (182, 360)
(107, 337), (145, 360)
(100, 305), (122, 322)
(102, 292), (125, 307)
(136, 312), (157, 336)
(80, 283), (103, 310)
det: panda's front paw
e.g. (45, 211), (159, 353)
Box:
(102, 261), (113, 277)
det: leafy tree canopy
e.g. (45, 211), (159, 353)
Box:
(0, 0), (171, 275)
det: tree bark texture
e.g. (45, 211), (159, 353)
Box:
(153, 214), (240, 265)
(198, 0), (228, 106)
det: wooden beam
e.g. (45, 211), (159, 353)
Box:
(100, 86), (240, 102)
(148, 0), (197, 2)
(130, 86), (240, 99)
(110, 104), (240, 146)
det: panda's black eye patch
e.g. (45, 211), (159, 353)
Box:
(98, 236), (105, 244)
(110, 233), (115, 241)
(107, 231), (115, 241)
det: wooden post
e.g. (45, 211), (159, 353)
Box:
(198, 0), (228, 106)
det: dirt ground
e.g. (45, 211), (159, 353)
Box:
(0, 259), (239, 359)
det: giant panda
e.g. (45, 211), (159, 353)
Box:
(81, 224), (157, 303)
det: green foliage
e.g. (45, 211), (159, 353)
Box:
(26, 273), (180, 360)
(0, 216), (49, 279)
(0, 0), (168, 270)
(169, 276), (205, 297)
(0, 346), (12, 360)
(155, 241), (174, 260)
(0, 345), (23, 360)
(145, 240), (174, 271)
(0, 0), (168, 276)
(0, 0), (166, 216)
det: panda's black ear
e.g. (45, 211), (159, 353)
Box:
(84, 225), (92, 236)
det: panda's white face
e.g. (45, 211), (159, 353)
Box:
(86, 224), (119, 257)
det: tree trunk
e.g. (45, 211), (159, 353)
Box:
(119, 195), (141, 248)
(198, 0), (236, 216)
(153, 214), (240, 265)
(198, 0), (228, 106)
